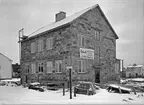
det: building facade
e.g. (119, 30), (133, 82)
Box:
(20, 4), (120, 85)
(125, 65), (144, 78)
(0, 53), (12, 79)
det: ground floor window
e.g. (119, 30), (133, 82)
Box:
(31, 63), (36, 73)
(38, 62), (44, 73)
(78, 60), (86, 73)
(26, 64), (30, 73)
(55, 60), (62, 73)
(46, 61), (53, 73)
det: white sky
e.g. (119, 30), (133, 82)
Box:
(0, 0), (143, 67)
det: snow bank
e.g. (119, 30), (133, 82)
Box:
(0, 86), (144, 104)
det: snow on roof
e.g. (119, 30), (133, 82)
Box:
(0, 53), (12, 61)
(127, 65), (143, 68)
(109, 84), (132, 91)
(1, 78), (20, 82)
(28, 4), (98, 38)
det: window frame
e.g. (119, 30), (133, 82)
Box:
(78, 35), (85, 47)
(78, 60), (86, 73)
(46, 37), (53, 50)
(31, 42), (36, 53)
(46, 61), (53, 73)
(38, 39), (44, 52)
(55, 60), (62, 73)
(38, 62), (44, 73)
(31, 63), (36, 74)
(95, 31), (100, 41)
(94, 46), (100, 64)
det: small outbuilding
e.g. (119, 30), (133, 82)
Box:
(0, 53), (12, 79)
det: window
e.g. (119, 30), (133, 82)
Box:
(55, 60), (62, 73)
(46, 61), (53, 73)
(95, 46), (100, 55)
(31, 63), (36, 73)
(95, 31), (100, 41)
(31, 42), (36, 53)
(78, 60), (86, 73)
(78, 35), (85, 47)
(26, 64), (30, 73)
(46, 37), (53, 50)
(38, 62), (44, 73)
(95, 46), (100, 63)
(38, 39), (44, 52)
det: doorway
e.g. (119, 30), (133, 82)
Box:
(95, 69), (100, 83)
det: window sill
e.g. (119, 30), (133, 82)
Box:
(78, 72), (87, 74)
(55, 72), (62, 74)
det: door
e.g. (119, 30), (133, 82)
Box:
(95, 69), (100, 83)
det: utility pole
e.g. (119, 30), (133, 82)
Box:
(18, 28), (24, 64)
(122, 59), (124, 71)
(18, 28), (24, 84)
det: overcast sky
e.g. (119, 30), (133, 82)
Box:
(0, 0), (143, 67)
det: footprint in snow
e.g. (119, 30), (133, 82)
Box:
(123, 99), (128, 102)
(128, 98), (134, 100)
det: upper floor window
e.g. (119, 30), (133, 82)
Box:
(46, 37), (53, 50)
(95, 31), (100, 41)
(95, 46), (100, 64)
(78, 60), (86, 73)
(31, 42), (36, 53)
(31, 63), (36, 73)
(55, 60), (62, 73)
(78, 35), (85, 47)
(38, 39), (44, 52)
(38, 62), (44, 73)
(46, 61), (53, 73)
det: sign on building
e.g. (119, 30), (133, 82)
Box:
(80, 48), (94, 59)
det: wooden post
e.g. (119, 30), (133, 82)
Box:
(69, 68), (72, 99)
(74, 87), (76, 97)
(63, 83), (65, 96)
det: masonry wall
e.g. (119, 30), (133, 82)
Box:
(70, 6), (119, 83)
(21, 25), (74, 84)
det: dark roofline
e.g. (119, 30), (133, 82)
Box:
(97, 5), (119, 39)
(0, 53), (12, 61)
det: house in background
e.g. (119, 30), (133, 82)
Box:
(20, 4), (120, 85)
(12, 63), (20, 78)
(0, 53), (12, 79)
(125, 64), (144, 78)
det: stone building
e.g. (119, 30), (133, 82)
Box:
(20, 4), (120, 85)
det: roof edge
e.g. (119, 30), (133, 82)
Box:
(0, 53), (12, 62)
(97, 5), (119, 39)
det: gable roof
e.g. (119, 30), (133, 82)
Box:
(0, 53), (12, 62)
(25, 4), (118, 41)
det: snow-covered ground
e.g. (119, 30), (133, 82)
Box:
(0, 85), (144, 104)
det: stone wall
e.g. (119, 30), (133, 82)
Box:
(70, 6), (118, 83)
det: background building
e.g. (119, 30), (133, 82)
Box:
(125, 64), (144, 78)
(20, 4), (120, 85)
(0, 53), (12, 79)
(12, 63), (20, 78)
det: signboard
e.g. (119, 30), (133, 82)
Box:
(80, 48), (94, 59)
(66, 66), (73, 69)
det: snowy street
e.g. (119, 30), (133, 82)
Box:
(0, 85), (144, 104)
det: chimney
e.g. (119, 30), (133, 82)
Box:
(55, 11), (66, 22)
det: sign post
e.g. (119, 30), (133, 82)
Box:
(66, 66), (73, 99)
